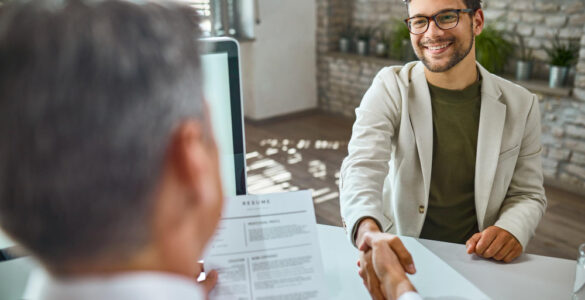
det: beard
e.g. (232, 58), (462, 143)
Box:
(415, 24), (475, 73)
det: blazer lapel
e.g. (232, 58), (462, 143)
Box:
(408, 62), (433, 202)
(475, 64), (506, 229)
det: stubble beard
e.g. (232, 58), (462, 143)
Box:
(415, 24), (475, 73)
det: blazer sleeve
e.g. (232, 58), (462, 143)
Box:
(339, 69), (402, 246)
(494, 95), (547, 250)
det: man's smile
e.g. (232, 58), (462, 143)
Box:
(421, 41), (454, 55)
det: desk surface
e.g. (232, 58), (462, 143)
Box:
(317, 224), (576, 300)
(419, 238), (576, 300)
(0, 225), (577, 300)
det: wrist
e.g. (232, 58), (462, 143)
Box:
(383, 277), (416, 300)
(355, 218), (381, 246)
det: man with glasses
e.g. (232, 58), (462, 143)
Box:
(340, 0), (546, 299)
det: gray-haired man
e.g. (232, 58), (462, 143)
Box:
(0, 1), (222, 299)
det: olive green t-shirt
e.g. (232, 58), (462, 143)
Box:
(419, 79), (482, 244)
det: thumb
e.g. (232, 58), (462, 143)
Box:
(358, 232), (374, 251)
(466, 233), (481, 254)
(200, 269), (218, 296)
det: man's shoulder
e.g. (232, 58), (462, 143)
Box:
(374, 61), (420, 86)
(482, 72), (539, 121)
(485, 73), (535, 103)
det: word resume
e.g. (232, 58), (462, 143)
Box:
(204, 190), (327, 300)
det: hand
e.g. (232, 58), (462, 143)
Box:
(465, 226), (523, 263)
(355, 218), (384, 299)
(196, 262), (218, 299)
(359, 250), (385, 300)
(359, 232), (417, 300)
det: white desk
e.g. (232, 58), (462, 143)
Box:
(317, 224), (576, 300)
(419, 238), (576, 300)
(0, 225), (577, 300)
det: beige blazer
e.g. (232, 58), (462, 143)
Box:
(340, 61), (546, 249)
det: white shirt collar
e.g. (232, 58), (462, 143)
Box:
(39, 271), (204, 300)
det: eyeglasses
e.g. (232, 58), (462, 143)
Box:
(404, 9), (474, 35)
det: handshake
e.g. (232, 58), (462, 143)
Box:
(356, 218), (523, 300)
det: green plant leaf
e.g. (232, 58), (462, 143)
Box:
(545, 36), (579, 67)
(475, 25), (513, 73)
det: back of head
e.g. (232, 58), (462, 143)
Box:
(0, 0), (203, 268)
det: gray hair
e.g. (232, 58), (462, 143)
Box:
(0, 0), (204, 266)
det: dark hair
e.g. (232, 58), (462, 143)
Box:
(403, 0), (482, 11)
(0, 0), (203, 267)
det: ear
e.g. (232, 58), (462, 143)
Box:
(168, 119), (222, 212)
(473, 9), (485, 36)
(169, 120), (208, 198)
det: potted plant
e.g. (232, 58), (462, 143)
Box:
(339, 25), (353, 53)
(514, 34), (534, 81)
(545, 36), (579, 88)
(356, 27), (374, 56)
(475, 25), (513, 74)
(390, 19), (414, 61)
(375, 30), (391, 58)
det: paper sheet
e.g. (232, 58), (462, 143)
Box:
(203, 190), (327, 300)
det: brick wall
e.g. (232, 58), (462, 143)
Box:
(316, 0), (352, 108)
(541, 96), (585, 193)
(351, 0), (406, 29)
(484, 0), (585, 79)
(320, 53), (393, 117)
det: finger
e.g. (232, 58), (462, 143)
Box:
(466, 233), (481, 254)
(493, 238), (516, 261)
(475, 229), (497, 255)
(358, 232), (374, 251)
(360, 250), (385, 300)
(367, 275), (385, 300)
(503, 245), (523, 263)
(388, 237), (416, 274)
(199, 269), (217, 294)
(482, 233), (508, 259)
(358, 258), (366, 280)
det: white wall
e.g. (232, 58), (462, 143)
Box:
(240, 0), (317, 120)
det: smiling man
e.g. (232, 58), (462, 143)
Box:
(339, 0), (546, 298)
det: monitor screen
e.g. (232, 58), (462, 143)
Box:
(201, 52), (237, 196)
(200, 38), (247, 197)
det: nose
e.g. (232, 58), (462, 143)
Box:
(425, 19), (445, 37)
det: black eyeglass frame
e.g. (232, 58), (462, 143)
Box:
(404, 9), (475, 35)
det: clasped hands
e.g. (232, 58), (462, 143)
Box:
(356, 219), (522, 300)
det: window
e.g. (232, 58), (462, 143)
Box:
(180, 0), (256, 39)
(176, 0), (213, 36)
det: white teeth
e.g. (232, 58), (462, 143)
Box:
(428, 43), (449, 50)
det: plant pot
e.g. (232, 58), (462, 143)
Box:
(549, 65), (569, 88)
(515, 60), (533, 81)
(357, 40), (368, 56)
(339, 38), (349, 53)
(375, 42), (387, 57)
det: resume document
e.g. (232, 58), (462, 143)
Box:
(203, 190), (327, 300)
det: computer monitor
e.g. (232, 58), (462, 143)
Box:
(200, 37), (247, 196)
